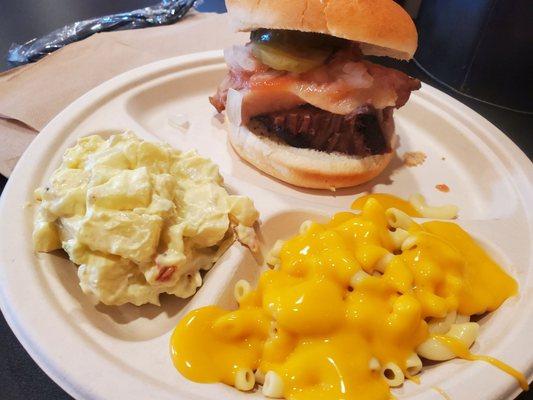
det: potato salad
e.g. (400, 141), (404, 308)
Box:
(33, 132), (259, 306)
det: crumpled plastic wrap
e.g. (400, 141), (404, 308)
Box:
(7, 0), (198, 66)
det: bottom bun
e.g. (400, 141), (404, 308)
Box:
(227, 118), (396, 190)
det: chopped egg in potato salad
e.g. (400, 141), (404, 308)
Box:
(33, 132), (259, 306)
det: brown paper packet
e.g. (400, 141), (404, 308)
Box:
(0, 12), (245, 176)
(0, 119), (37, 176)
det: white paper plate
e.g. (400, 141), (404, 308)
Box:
(0, 51), (532, 400)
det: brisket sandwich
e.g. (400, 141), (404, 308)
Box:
(211, 0), (421, 189)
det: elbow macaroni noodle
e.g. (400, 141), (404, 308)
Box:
(409, 193), (459, 219)
(455, 314), (471, 324)
(170, 194), (527, 399)
(268, 321), (279, 337)
(418, 323), (480, 361)
(405, 353), (423, 376)
(266, 239), (285, 269)
(262, 371), (285, 398)
(234, 279), (252, 304)
(388, 227), (410, 249)
(254, 369), (266, 385)
(298, 220), (314, 234)
(234, 368), (255, 391)
(374, 252), (394, 274)
(368, 357), (381, 372)
(381, 362), (405, 387)
(350, 269), (371, 287)
(427, 311), (459, 335)
(386, 207), (416, 230)
(400, 234), (419, 252)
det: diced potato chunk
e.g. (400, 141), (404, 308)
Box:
(88, 167), (152, 210)
(33, 221), (61, 252)
(78, 210), (163, 264)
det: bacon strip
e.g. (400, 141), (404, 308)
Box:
(210, 45), (420, 121)
(156, 266), (176, 282)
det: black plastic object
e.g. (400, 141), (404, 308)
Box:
(7, 0), (197, 66)
(412, 0), (533, 114)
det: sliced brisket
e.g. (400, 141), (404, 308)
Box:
(252, 105), (391, 156)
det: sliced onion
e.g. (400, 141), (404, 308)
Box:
(340, 62), (374, 89)
(224, 45), (261, 72)
(226, 88), (244, 126)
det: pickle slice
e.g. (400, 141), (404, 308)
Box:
(251, 29), (347, 50)
(250, 29), (348, 73)
(252, 42), (330, 73)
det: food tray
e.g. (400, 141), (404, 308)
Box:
(0, 51), (531, 400)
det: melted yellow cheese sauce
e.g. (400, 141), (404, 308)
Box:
(171, 195), (525, 399)
(351, 193), (421, 217)
(434, 336), (528, 391)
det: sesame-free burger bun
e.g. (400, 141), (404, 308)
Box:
(226, 90), (396, 190)
(226, 0), (418, 60)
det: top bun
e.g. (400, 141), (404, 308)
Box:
(226, 0), (418, 60)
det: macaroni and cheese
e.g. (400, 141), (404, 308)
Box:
(170, 194), (526, 399)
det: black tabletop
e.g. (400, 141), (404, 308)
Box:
(0, 1), (531, 399)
